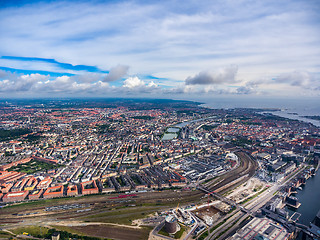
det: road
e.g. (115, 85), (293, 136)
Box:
(206, 165), (306, 240)
(183, 213), (199, 240)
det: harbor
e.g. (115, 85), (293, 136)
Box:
(285, 166), (320, 226)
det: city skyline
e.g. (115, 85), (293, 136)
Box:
(0, 0), (319, 99)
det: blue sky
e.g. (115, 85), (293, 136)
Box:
(0, 0), (319, 99)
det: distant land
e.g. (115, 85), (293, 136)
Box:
(303, 116), (320, 121)
(0, 98), (203, 110)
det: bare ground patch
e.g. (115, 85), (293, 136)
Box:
(67, 224), (151, 240)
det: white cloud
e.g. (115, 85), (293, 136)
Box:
(147, 81), (158, 88)
(121, 77), (160, 95)
(0, 71), (109, 95)
(0, 0), (319, 97)
(0, 0), (319, 87)
(0, 68), (319, 98)
(123, 76), (145, 88)
(0, 73), (49, 92)
(0, 70), (8, 78)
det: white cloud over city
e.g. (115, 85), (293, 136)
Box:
(0, 0), (319, 98)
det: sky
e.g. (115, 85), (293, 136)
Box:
(0, 0), (320, 101)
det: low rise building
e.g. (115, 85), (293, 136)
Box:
(2, 190), (29, 203)
(67, 185), (78, 196)
(29, 189), (44, 200)
(81, 180), (99, 195)
(0, 182), (13, 193)
(24, 177), (38, 191)
(37, 177), (52, 189)
(0, 171), (26, 184)
(43, 185), (64, 199)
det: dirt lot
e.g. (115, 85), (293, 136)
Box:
(192, 205), (220, 218)
(61, 224), (151, 240)
(227, 177), (266, 203)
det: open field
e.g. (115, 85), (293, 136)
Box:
(79, 205), (164, 224)
(7, 159), (62, 174)
(10, 225), (49, 236)
(0, 230), (14, 239)
(65, 225), (151, 240)
(228, 177), (265, 203)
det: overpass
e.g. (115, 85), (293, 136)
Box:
(197, 185), (253, 215)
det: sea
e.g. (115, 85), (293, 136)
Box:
(197, 96), (320, 127)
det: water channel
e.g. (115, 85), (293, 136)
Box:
(162, 117), (216, 140)
(286, 170), (320, 226)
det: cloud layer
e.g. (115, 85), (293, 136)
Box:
(0, 0), (319, 98)
(185, 65), (238, 85)
(103, 65), (129, 82)
(0, 67), (319, 98)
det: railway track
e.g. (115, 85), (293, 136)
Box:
(206, 151), (258, 193)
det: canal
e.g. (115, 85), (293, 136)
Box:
(286, 169), (320, 226)
(162, 116), (217, 140)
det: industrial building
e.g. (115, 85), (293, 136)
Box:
(229, 217), (294, 240)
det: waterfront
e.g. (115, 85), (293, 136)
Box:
(270, 111), (320, 127)
(197, 97), (320, 127)
(162, 117), (216, 140)
(197, 97), (320, 115)
(286, 170), (320, 226)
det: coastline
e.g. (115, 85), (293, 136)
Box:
(198, 102), (320, 127)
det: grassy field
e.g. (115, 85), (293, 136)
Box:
(7, 159), (62, 174)
(60, 224), (152, 240)
(11, 225), (49, 236)
(158, 228), (170, 237)
(1, 191), (113, 212)
(198, 230), (209, 240)
(0, 230), (14, 239)
(174, 223), (186, 239)
(82, 205), (164, 225)
(51, 225), (86, 235)
(1, 196), (80, 212)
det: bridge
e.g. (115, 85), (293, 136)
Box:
(197, 185), (253, 215)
